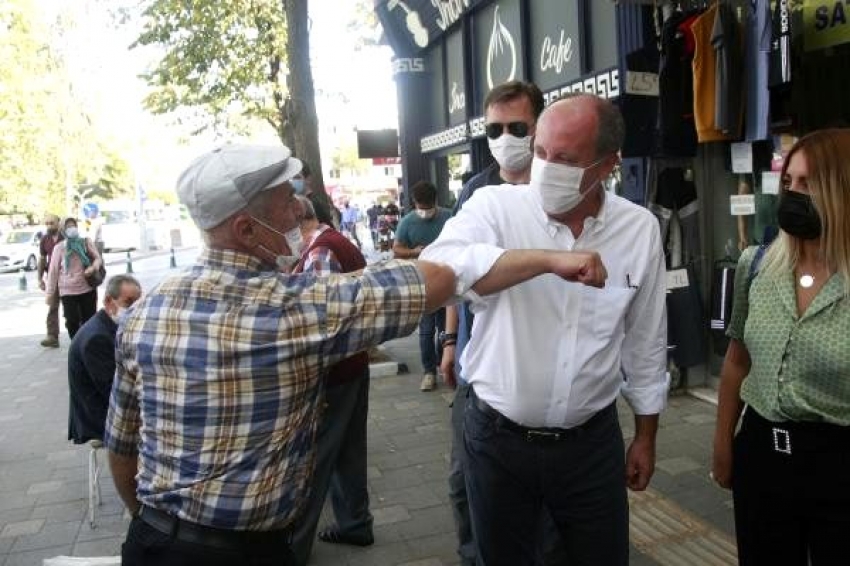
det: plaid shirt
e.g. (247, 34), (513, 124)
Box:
(105, 248), (425, 531)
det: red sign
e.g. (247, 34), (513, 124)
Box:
(372, 157), (402, 166)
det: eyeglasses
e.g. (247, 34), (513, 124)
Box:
(485, 121), (530, 140)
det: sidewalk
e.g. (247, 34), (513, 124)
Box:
(0, 330), (736, 565)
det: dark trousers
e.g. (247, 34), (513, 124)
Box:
(61, 290), (97, 339)
(291, 370), (373, 565)
(46, 289), (60, 338)
(464, 391), (628, 566)
(418, 309), (445, 374)
(732, 409), (850, 566)
(121, 516), (296, 566)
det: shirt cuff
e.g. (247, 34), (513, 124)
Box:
(620, 371), (670, 415)
(421, 243), (506, 300)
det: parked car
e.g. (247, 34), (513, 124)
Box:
(0, 228), (42, 272)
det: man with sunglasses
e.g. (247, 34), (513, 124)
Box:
(423, 94), (667, 565)
(440, 80), (550, 566)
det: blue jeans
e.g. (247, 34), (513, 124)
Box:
(418, 309), (445, 374)
(463, 390), (628, 566)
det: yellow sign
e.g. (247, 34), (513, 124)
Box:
(804, 1), (850, 51)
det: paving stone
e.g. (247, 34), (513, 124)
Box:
(398, 559), (445, 566)
(10, 520), (79, 552)
(29, 502), (86, 525)
(373, 485), (442, 511)
(26, 480), (64, 496)
(394, 401), (421, 411)
(656, 456), (702, 476)
(366, 466), (383, 480)
(345, 540), (414, 566)
(372, 505), (411, 526)
(392, 506), (454, 540)
(371, 466), (425, 492)
(3, 544), (74, 566)
(0, 519), (44, 539)
(75, 510), (130, 542)
(683, 413), (716, 425)
(73, 535), (123, 557)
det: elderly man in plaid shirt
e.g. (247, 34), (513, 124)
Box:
(106, 144), (608, 565)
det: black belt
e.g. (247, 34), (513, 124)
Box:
(471, 391), (614, 443)
(138, 506), (292, 550)
(741, 407), (850, 456)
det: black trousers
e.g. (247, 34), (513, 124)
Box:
(732, 408), (850, 566)
(61, 289), (97, 339)
(464, 391), (627, 566)
(121, 516), (296, 566)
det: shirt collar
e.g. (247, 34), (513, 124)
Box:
(200, 247), (269, 272)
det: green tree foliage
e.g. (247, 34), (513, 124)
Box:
(132, 0), (327, 200)
(0, 0), (134, 218)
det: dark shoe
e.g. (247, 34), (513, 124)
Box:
(317, 528), (374, 547)
(40, 337), (59, 348)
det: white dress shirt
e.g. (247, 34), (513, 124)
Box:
(422, 184), (668, 428)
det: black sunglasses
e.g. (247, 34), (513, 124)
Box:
(485, 121), (530, 140)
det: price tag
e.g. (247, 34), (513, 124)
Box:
(762, 171), (780, 195)
(730, 194), (756, 216)
(624, 72), (659, 96)
(731, 142), (753, 173)
(666, 269), (690, 291)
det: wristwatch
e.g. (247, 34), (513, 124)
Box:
(438, 331), (458, 347)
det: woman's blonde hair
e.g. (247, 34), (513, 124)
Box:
(763, 128), (850, 294)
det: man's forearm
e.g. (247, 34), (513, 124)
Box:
(470, 250), (553, 296)
(444, 303), (459, 333)
(393, 244), (420, 259)
(633, 413), (659, 444)
(108, 451), (141, 515)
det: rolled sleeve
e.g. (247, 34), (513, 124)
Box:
(620, 224), (669, 416)
(420, 189), (507, 301)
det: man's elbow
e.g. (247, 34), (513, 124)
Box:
(416, 260), (456, 312)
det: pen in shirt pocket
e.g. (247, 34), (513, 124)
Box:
(626, 273), (639, 289)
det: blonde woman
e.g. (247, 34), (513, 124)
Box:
(712, 129), (850, 565)
(46, 217), (103, 339)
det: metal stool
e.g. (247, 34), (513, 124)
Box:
(88, 440), (103, 528)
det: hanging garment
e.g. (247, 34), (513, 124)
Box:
(691, 4), (734, 142)
(621, 45), (661, 158)
(744, 0), (772, 142)
(710, 261), (736, 356)
(712, 1), (744, 137)
(649, 166), (702, 270)
(657, 10), (699, 157)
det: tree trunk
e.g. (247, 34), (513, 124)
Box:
(282, 0), (327, 201)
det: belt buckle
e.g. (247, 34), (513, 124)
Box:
(526, 430), (561, 442)
(772, 427), (792, 455)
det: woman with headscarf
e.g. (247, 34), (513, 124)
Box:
(46, 217), (103, 339)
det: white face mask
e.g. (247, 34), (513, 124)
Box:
(531, 156), (606, 215)
(109, 306), (127, 324)
(251, 216), (304, 269)
(488, 135), (533, 172)
(65, 227), (79, 239)
(415, 208), (436, 220)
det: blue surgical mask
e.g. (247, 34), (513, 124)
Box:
(291, 179), (306, 194)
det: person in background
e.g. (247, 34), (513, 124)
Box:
(422, 94), (668, 565)
(290, 195), (374, 565)
(438, 79), (551, 566)
(38, 213), (64, 348)
(294, 162), (339, 229)
(366, 201), (382, 249)
(393, 181), (452, 392)
(68, 275), (141, 444)
(46, 217), (103, 339)
(340, 201), (362, 248)
(712, 128), (850, 566)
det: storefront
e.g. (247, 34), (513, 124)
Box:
(375, 0), (850, 389)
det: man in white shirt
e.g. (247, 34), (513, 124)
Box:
(421, 94), (668, 565)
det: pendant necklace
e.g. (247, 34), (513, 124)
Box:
(799, 274), (815, 288)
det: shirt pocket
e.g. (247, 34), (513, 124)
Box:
(581, 286), (635, 340)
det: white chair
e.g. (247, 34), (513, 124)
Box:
(88, 440), (103, 528)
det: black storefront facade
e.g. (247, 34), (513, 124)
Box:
(374, 0), (850, 390)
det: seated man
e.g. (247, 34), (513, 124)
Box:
(68, 274), (142, 444)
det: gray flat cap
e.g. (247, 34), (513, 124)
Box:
(177, 144), (303, 229)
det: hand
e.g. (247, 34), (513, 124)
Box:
(83, 266), (96, 276)
(38, 280), (45, 291)
(550, 251), (607, 288)
(440, 344), (457, 389)
(625, 437), (655, 491)
(711, 437), (734, 490)
(46, 294), (57, 306)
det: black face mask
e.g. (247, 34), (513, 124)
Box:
(777, 190), (822, 240)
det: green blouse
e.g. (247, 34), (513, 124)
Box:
(727, 246), (850, 425)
